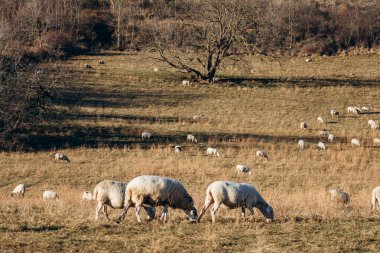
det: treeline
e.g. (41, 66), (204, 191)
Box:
(0, 0), (379, 59)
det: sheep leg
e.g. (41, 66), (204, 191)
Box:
(135, 205), (142, 223)
(104, 205), (110, 221)
(197, 200), (214, 223)
(247, 206), (254, 221)
(241, 207), (246, 218)
(95, 202), (103, 220)
(159, 205), (169, 222)
(210, 202), (221, 223)
(117, 204), (131, 223)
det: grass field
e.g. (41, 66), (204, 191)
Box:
(1, 52), (380, 252)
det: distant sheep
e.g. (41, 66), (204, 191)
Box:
(142, 131), (152, 139)
(372, 186), (380, 211)
(98, 60), (105, 64)
(43, 190), (59, 200)
(55, 153), (70, 163)
(317, 116), (324, 124)
(351, 138), (360, 146)
(197, 181), (274, 223)
(207, 147), (220, 157)
(82, 191), (93, 201)
(347, 106), (359, 114)
(174, 145), (182, 153)
(153, 67), (159, 72)
(319, 130), (329, 137)
(353, 106), (362, 113)
(328, 189), (350, 204)
(305, 58), (312, 62)
(236, 164), (252, 175)
(368, 120), (376, 126)
(300, 122), (308, 130)
(373, 138), (380, 145)
(118, 175), (198, 223)
(187, 134), (198, 143)
(11, 184), (26, 197)
(256, 150), (269, 159)
(182, 80), (191, 85)
(317, 142), (326, 150)
(328, 134), (335, 142)
(361, 106), (370, 112)
(84, 64), (93, 69)
(330, 110), (340, 118)
(193, 114), (204, 120)
(298, 140), (305, 150)
(212, 77), (220, 83)
(371, 124), (380, 131)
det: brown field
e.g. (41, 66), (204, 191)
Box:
(1, 52), (380, 252)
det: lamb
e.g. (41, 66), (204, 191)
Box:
(98, 60), (105, 64)
(43, 190), (59, 200)
(317, 116), (324, 124)
(328, 134), (335, 142)
(117, 175), (198, 223)
(328, 189), (350, 204)
(187, 134), (197, 143)
(11, 184), (26, 197)
(351, 138), (360, 146)
(182, 80), (191, 85)
(330, 110), (340, 118)
(317, 142), (326, 150)
(94, 180), (155, 221)
(372, 186), (380, 210)
(368, 120), (376, 127)
(84, 64), (93, 69)
(141, 131), (152, 139)
(319, 130), (329, 137)
(236, 164), (252, 175)
(298, 140), (305, 150)
(361, 106), (370, 112)
(54, 153), (70, 162)
(347, 106), (359, 114)
(256, 150), (269, 159)
(300, 122), (308, 130)
(373, 138), (380, 145)
(174, 145), (182, 153)
(206, 147), (220, 157)
(82, 191), (93, 201)
(197, 181), (274, 223)
(193, 114), (204, 120)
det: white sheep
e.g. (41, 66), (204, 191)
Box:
(212, 77), (220, 83)
(43, 190), (59, 200)
(256, 150), (269, 159)
(141, 131), (152, 139)
(187, 134), (198, 143)
(207, 147), (220, 157)
(197, 181), (274, 223)
(317, 116), (324, 124)
(319, 130), (329, 137)
(182, 80), (191, 85)
(305, 58), (312, 62)
(11, 184), (26, 197)
(193, 114), (204, 120)
(317, 142), (326, 150)
(353, 106), (362, 113)
(82, 191), (93, 201)
(174, 145), (182, 153)
(351, 138), (360, 146)
(368, 120), (376, 126)
(361, 106), (370, 112)
(298, 140), (305, 150)
(330, 110), (340, 118)
(371, 124), (380, 131)
(347, 106), (359, 114)
(373, 138), (380, 145)
(153, 67), (159, 72)
(236, 164), (252, 175)
(117, 175), (198, 223)
(93, 180), (155, 221)
(300, 122), (308, 130)
(54, 153), (70, 162)
(372, 186), (380, 210)
(328, 134), (335, 142)
(328, 189), (350, 204)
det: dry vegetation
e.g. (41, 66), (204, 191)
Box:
(1, 52), (380, 252)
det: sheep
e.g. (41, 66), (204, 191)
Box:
(212, 77), (220, 83)
(236, 164), (252, 175)
(317, 142), (326, 150)
(353, 106), (363, 113)
(300, 122), (308, 130)
(298, 140), (305, 150)
(11, 184), (26, 197)
(117, 175), (198, 223)
(330, 110), (340, 118)
(174, 145), (182, 153)
(206, 147), (220, 157)
(319, 130), (329, 137)
(187, 134), (197, 143)
(193, 114), (204, 120)
(373, 138), (380, 145)
(372, 186), (380, 211)
(197, 181), (274, 223)
(328, 134), (335, 142)
(98, 60), (105, 64)
(256, 150), (269, 159)
(371, 124), (380, 131)
(328, 189), (350, 204)
(182, 80), (191, 85)
(305, 58), (312, 62)
(84, 64), (93, 69)
(54, 153), (70, 162)
(153, 67), (159, 72)
(351, 138), (360, 146)
(347, 106), (359, 114)
(141, 131), (152, 139)
(368, 120), (376, 126)
(361, 106), (370, 112)
(82, 191), (93, 201)
(317, 116), (324, 124)
(94, 180), (155, 221)
(43, 190), (59, 201)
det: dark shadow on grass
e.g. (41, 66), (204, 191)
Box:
(0, 225), (64, 233)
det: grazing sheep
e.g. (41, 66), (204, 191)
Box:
(153, 67), (159, 72)
(317, 142), (326, 150)
(98, 60), (105, 64)
(361, 106), (370, 112)
(347, 106), (359, 114)
(368, 120), (376, 126)
(82, 191), (93, 201)
(353, 106), (362, 113)
(174, 145), (182, 153)
(197, 181), (274, 223)
(11, 184), (26, 197)
(212, 77), (220, 83)
(94, 180), (155, 221)
(55, 153), (70, 163)
(187, 134), (197, 143)
(305, 58), (312, 62)
(298, 140), (305, 150)
(142, 131), (152, 139)
(373, 138), (380, 145)
(317, 116), (324, 123)
(372, 186), (380, 210)
(328, 134), (335, 142)
(319, 130), (329, 137)
(193, 114), (204, 120)
(256, 150), (269, 159)
(351, 138), (360, 146)
(328, 189), (350, 204)
(330, 110), (340, 118)
(117, 175), (198, 223)
(236, 164), (252, 175)
(182, 80), (191, 85)
(43, 190), (59, 200)
(300, 122), (308, 130)
(371, 124), (380, 131)
(84, 64), (93, 69)
(206, 147), (220, 157)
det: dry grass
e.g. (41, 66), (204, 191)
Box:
(1, 52), (380, 252)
